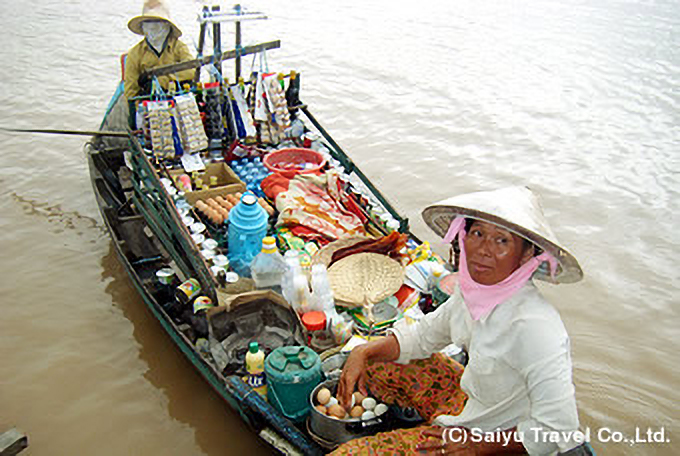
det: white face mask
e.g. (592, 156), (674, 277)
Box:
(142, 21), (171, 53)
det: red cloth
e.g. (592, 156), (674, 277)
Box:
(261, 173), (291, 200)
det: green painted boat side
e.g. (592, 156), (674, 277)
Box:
(86, 126), (325, 454)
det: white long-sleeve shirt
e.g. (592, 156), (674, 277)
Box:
(390, 282), (581, 455)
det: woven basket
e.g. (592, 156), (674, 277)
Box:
(311, 236), (372, 268)
(327, 252), (405, 309)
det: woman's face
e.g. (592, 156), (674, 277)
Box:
(464, 220), (533, 285)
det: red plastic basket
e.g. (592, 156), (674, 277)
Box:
(263, 148), (327, 179)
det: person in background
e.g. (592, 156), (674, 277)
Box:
(124, 0), (195, 99)
(334, 186), (595, 455)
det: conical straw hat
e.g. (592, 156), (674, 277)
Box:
(422, 186), (583, 284)
(327, 253), (404, 308)
(128, 0), (182, 38)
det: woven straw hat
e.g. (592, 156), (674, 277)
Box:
(327, 253), (404, 308)
(422, 186), (583, 284)
(128, 0), (182, 38)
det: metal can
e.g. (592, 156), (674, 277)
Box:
(156, 267), (176, 286)
(175, 278), (201, 304)
(193, 296), (213, 314)
(225, 272), (239, 283)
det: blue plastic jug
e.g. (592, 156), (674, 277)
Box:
(227, 191), (268, 277)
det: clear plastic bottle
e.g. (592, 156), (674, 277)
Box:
(310, 263), (334, 313)
(279, 250), (314, 313)
(295, 274), (313, 314)
(282, 251), (302, 311)
(251, 236), (286, 294)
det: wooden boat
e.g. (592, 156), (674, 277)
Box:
(86, 7), (599, 455)
(86, 7), (425, 454)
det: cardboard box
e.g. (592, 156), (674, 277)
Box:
(170, 162), (246, 206)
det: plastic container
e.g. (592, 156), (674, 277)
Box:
(227, 191), (268, 277)
(245, 341), (267, 396)
(265, 346), (323, 422)
(251, 237), (287, 294)
(310, 263), (334, 312)
(282, 251), (304, 312)
(295, 273), (313, 314)
(263, 148), (327, 179)
(302, 311), (335, 352)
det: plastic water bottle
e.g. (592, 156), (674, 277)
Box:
(310, 264), (334, 313)
(251, 237), (287, 294)
(281, 251), (301, 310)
(245, 341), (267, 395)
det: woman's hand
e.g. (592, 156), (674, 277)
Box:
(336, 335), (401, 411)
(337, 345), (369, 410)
(416, 427), (478, 455)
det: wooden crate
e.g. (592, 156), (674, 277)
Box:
(170, 162), (246, 206)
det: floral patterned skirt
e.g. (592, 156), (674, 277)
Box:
(330, 353), (467, 455)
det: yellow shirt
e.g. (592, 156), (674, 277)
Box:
(124, 37), (195, 99)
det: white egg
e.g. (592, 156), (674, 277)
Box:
(316, 387), (331, 406)
(351, 394), (356, 408)
(374, 403), (388, 416)
(361, 397), (376, 411)
(327, 396), (339, 407)
(361, 410), (376, 421)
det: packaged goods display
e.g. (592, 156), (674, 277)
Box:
(144, 100), (176, 158)
(173, 93), (209, 154)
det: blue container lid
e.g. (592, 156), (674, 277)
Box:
(228, 191), (267, 231)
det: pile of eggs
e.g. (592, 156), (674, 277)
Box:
(314, 387), (388, 421)
(194, 192), (275, 225)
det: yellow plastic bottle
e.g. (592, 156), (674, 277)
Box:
(245, 341), (267, 396)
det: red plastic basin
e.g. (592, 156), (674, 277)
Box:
(263, 148), (327, 179)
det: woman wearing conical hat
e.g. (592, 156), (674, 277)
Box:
(335, 187), (594, 455)
(124, 0), (195, 99)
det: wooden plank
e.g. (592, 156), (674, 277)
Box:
(144, 40), (281, 78)
(0, 428), (28, 456)
(0, 127), (130, 138)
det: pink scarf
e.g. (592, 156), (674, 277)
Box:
(443, 217), (557, 320)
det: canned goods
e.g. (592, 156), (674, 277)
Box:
(193, 296), (213, 314)
(191, 233), (205, 245)
(225, 272), (239, 283)
(213, 254), (229, 268)
(176, 278), (201, 304)
(210, 265), (225, 277)
(190, 222), (206, 234)
(201, 249), (216, 261)
(156, 267), (176, 286)
(202, 238), (219, 251)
